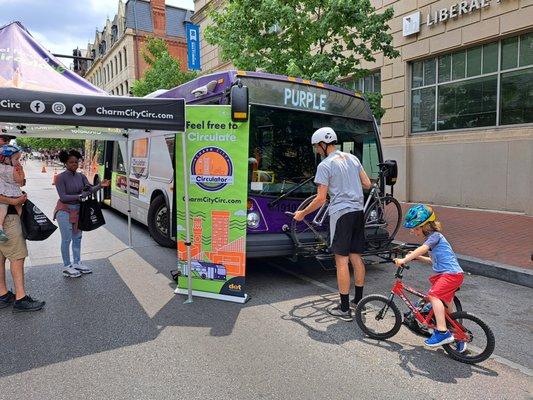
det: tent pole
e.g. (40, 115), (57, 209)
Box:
(181, 131), (193, 303)
(126, 135), (132, 248)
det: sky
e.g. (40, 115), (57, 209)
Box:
(0, 0), (194, 65)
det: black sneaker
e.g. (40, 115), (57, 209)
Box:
(327, 304), (353, 321)
(0, 290), (15, 309)
(13, 295), (45, 313)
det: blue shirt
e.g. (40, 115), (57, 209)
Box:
(423, 232), (463, 274)
(314, 150), (364, 214)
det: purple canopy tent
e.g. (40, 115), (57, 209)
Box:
(0, 22), (187, 250)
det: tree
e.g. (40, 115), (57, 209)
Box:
(16, 137), (84, 151)
(131, 37), (197, 97)
(205, 0), (400, 118)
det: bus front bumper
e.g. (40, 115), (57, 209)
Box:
(246, 233), (296, 258)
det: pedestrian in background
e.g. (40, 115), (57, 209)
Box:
(54, 150), (110, 278)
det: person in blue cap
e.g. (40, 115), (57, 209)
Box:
(0, 144), (25, 242)
(394, 204), (466, 351)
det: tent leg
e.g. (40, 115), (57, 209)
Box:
(181, 131), (193, 304)
(126, 137), (132, 248)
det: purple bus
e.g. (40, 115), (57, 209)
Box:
(94, 71), (384, 257)
(161, 71), (384, 257)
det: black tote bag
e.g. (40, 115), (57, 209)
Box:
(21, 200), (57, 241)
(78, 195), (105, 231)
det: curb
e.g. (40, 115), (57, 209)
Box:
(456, 254), (533, 288)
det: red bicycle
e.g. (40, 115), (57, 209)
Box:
(354, 256), (495, 364)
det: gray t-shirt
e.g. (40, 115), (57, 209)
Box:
(314, 150), (364, 214)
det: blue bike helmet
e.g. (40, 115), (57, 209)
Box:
(0, 145), (20, 157)
(404, 204), (436, 228)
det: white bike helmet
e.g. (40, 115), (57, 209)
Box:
(311, 127), (337, 145)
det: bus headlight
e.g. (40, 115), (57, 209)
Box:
(247, 212), (260, 228)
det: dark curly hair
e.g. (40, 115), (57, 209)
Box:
(59, 149), (82, 164)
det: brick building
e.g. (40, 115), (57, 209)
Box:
(78, 0), (193, 95)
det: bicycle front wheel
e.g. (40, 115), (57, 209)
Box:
(443, 311), (495, 364)
(355, 294), (402, 340)
(364, 196), (402, 249)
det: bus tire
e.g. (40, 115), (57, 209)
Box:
(148, 195), (176, 248)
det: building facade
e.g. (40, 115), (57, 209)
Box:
(78, 0), (193, 96)
(193, 0), (533, 215)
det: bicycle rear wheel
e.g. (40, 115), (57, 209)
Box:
(443, 311), (495, 364)
(355, 294), (402, 340)
(364, 196), (402, 249)
(290, 195), (330, 249)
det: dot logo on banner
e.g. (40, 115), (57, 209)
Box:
(29, 100), (45, 114)
(52, 102), (66, 115)
(72, 103), (86, 116)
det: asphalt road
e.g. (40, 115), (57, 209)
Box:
(0, 162), (531, 399)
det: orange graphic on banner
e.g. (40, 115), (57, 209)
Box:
(194, 152), (229, 176)
(178, 210), (246, 277)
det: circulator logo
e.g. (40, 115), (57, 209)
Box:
(190, 147), (233, 192)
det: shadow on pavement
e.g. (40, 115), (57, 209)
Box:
(281, 296), (499, 383)
(0, 260), (160, 378)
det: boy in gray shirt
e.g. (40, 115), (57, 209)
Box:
(294, 127), (371, 321)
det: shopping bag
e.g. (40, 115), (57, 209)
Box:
(21, 200), (57, 241)
(78, 195), (105, 231)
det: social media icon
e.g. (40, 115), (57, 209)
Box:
(72, 103), (86, 116)
(30, 100), (45, 114)
(52, 102), (66, 115)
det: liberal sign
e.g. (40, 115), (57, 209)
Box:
(0, 87), (185, 131)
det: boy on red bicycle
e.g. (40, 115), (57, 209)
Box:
(394, 204), (465, 349)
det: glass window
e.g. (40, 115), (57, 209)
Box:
(411, 34), (533, 133)
(500, 67), (533, 125)
(519, 32), (533, 67)
(438, 54), (451, 82)
(452, 51), (466, 80)
(373, 72), (381, 93)
(411, 87), (435, 133)
(412, 61), (423, 88)
(437, 75), (497, 130)
(466, 46), (482, 77)
(114, 142), (126, 173)
(364, 75), (373, 92)
(501, 36), (518, 70)
(424, 59), (436, 85)
(482, 42), (498, 74)
(248, 105), (378, 196)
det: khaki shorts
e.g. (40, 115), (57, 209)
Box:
(0, 215), (28, 261)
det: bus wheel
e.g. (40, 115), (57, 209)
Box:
(148, 195), (176, 248)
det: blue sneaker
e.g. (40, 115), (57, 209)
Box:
(455, 341), (467, 353)
(424, 330), (454, 347)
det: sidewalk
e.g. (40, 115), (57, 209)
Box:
(395, 203), (533, 287)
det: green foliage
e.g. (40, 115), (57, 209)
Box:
(205, 0), (400, 85)
(16, 137), (84, 151)
(364, 92), (385, 120)
(131, 37), (197, 97)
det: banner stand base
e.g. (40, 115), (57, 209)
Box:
(174, 288), (249, 304)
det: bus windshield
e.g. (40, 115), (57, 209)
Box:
(249, 105), (380, 198)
